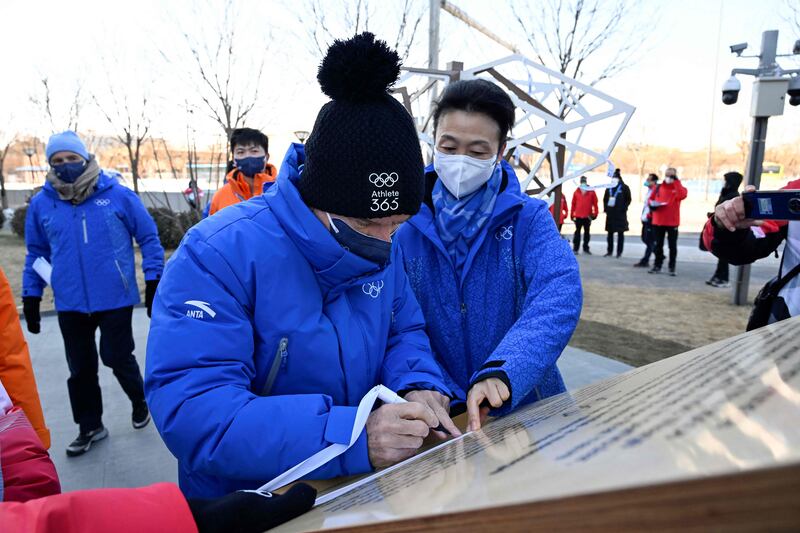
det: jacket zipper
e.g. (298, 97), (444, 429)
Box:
(82, 212), (88, 243)
(114, 259), (130, 292)
(261, 337), (289, 396)
(73, 206), (92, 310)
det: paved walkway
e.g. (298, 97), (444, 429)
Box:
(24, 308), (631, 492)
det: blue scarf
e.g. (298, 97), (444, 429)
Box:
(433, 164), (503, 274)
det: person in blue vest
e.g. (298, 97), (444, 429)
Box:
(144, 33), (457, 499)
(395, 80), (582, 431)
(21, 130), (164, 457)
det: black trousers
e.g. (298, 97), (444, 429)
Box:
(573, 218), (592, 251)
(607, 231), (625, 256)
(713, 258), (730, 282)
(57, 306), (145, 433)
(640, 222), (654, 263)
(652, 225), (679, 270)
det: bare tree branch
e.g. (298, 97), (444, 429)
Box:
(510, 0), (654, 100)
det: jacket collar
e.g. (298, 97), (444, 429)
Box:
(411, 159), (525, 239)
(265, 143), (383, 298)
(42, 169), (116, 199)
(408, 159), (526, 284)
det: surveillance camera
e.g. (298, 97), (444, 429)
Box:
(789, 76), (800, 106)
(794, 39), (800, 55)
(729, 42), (748, 56)
(721, 76), (741, 105)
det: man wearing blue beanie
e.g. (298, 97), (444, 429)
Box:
(22, 130), (165, 457)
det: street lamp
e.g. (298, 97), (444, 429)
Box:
(294, 130), (310, 143)
(23, 146), (36, 184)
(721, 30), (800, 305)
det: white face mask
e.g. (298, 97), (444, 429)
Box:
(610, 178), (620, 187)
(433, 150), (497, 199)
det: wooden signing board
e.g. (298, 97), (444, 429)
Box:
(274, 317), (800, 532)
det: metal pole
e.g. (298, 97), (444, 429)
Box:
(731, 29), (778, 306)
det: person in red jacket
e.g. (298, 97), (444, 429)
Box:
(571, 176), (599, 254)
(549, 192), (569, 233)
(648, 167), (688, 276)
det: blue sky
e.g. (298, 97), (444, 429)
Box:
(0, 0), (797, 154)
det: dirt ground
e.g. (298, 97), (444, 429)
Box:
(572, 280), (750, 366)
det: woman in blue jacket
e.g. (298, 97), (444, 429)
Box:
(395, 80), (582, 431)
(145, 33), (457, 499)
(21, 130), (164, 456)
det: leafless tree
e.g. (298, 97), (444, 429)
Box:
(0, 128), (16, 209)
(510, 0), (652, 102)
(161, 0), (268, 153)
(92, 83), (151, 195)
(787, 0), (800, 34)
(299, 0), (425, 61)
(29, 77), (84, 133)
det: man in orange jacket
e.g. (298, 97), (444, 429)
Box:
(648, 167), (688, 276)
(571, 176), (599, 254)
(208, 128), (278, 216)
(0, 267), (50, 449)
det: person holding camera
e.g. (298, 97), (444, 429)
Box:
(702, 177), (800, 327)
(648, 167), (687, 276)
(571, 176), (599, 254)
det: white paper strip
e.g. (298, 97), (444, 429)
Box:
(256, 385), (401, 494)
(32, 257), (52, 285)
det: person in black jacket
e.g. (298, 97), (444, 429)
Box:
(602, 169), (632, 257)
(706, 172), (743, 287)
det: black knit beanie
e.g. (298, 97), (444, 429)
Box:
(297, 32), (424, 218)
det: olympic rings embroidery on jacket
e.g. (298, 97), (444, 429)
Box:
(495, 225), (514, 241)
(362, 280), (385, 298)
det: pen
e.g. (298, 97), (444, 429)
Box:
(376, 385), (452, 436)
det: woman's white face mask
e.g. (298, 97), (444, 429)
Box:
(433, 150), (497, 199)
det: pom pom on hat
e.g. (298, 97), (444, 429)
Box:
(317, 32), (401, 102)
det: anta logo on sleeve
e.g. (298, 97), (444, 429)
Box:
(184, 300), (216, 319)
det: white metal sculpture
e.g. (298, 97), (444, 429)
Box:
(393, 54), (635, 199)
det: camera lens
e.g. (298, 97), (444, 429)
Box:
(789, 197), (800, 214)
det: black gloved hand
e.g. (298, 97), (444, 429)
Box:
(22, 297), (41, 334)
(145, 279), (159, 318)
(188, 483), (317, 533)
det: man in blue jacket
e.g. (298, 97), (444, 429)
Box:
(396, 80), (582, 431)
(145, 33), (457, 499)
(22, 130), (164, 457)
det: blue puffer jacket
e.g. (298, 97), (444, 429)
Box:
(145, 143), (450, 499)
(396, 160), (582, 414)
(22, 171), (164, 313)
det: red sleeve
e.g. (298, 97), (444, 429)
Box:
(570, 192), (577, 215)
(0, 483), (198, 533)
(676, 180), (688, 200)
(591, 191), (599, 217)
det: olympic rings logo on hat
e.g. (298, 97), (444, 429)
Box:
(369, 172), (399, 188)
(362, 280), (384, 298)
(95, 199), (111, 207)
